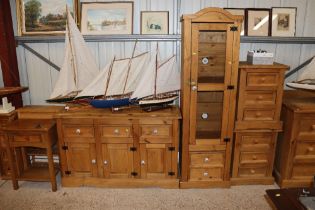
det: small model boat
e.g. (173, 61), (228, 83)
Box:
(76, 42), (149, 108)
(131, 44), (180, 110)
(47, 7), (99, 103)
(287, 57), (315, 91)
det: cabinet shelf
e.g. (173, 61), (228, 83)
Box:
(17, 166), (59, 182)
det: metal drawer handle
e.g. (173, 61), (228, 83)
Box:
(76, 129), (81, 134)
(250, 169), (255, 174)
(203, 172), (208, 177)
(204, 157), (209, 162)
(153, 129), (158, 134)
(308, 147), (314, 152)
(114, 129), (119, 134)
(141, 160), (145, 165)
(91, 159), (96, 164)
(104, 160), (108, 165)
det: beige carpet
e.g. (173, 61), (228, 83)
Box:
(0, 178), (276, 210)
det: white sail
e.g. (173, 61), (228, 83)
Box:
(76, 62), (112, 98)
(131, 53), (179, 100)
(125, 53), (149, 94)
(49, 8), (99, 99)
(106, 59), (130, 96)
(131, 55), (156, 99)
(296, 57), (315, 83)
(156, 56), (180, 95)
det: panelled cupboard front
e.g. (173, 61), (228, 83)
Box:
(56, 107), (181, 188)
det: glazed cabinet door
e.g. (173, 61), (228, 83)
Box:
(101, 143), (134, 178)
(140, 144), (174, 179)
(189, 23), (236, 145)
(63, 142), (98, 177)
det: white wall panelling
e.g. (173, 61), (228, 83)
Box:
(8, 0), (315, 104)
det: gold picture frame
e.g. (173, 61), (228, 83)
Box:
(80, 2), (133, 35)
(16, 0), (78, 36)
(140, 11), (169, 35)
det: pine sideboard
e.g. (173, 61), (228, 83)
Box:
(56, 106), (181, 188)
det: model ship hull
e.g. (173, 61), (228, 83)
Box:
(90, 97), (130, 108)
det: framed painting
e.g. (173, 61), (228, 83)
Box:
(245, 9), (271, 36)
(16, 0), (77, 35)
(271, 7), (296, 37)
(224, 8), (245, 36)
(80, 2), (133, 35)
(140, 11), (169, 34)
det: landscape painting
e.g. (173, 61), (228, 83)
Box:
(81, 2), (133, 35)
(17, 0), (76, 35)
(141, 11), (169, 34)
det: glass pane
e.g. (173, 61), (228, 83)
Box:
(195, 91), (223, 139)
(198, 31), (226, 83)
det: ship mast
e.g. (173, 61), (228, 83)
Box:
(66, 6), (78, 88)
(122, 40), (138, 94)
(153, 43), (159, 99)
(104, 57), (116, 97)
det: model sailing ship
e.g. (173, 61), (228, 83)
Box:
(47, 8), (180, 110)
(287, 56), (315, 90)
(47, 7), (99, 103)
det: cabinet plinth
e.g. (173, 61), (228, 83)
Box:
(56, 106), (181, 188)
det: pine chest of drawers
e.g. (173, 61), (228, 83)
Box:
(274, 92), (315, 188)
(232, 62), (288, 185)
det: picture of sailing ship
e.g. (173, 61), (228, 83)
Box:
(286, 56), (315, 90)
(47, 7), (99, 103)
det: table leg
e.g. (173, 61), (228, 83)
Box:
(46, 146), (57, 192)
(6, 145), (18, 190)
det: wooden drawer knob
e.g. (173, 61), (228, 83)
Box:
(252, 155), (257, 160)
(308, 147), (314, 152)
(311, 125), (315, 130)
(125, 128), (129, 133)
(255, 112), (262, 117)
(260, 78), (266, 82)
(254, 139), (259, 144)
(257, 95), (263, 100)
(250, 169), (255, 174)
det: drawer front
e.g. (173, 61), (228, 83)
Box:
(239, 133), (274, 151)
(140, 125), (171, 138)
(12, 135), (42, 143)
(239, 152), (268, 165)
(297, 118), (315, 139)
(100, 126), (132, 138)
(243, 109), (275, 121)
(295, 142), (315, 158)
(189, 168), (223, 181)
(63, 125), (94, 138)
(238, 167), (267, 177)
(246, 72), (279, 87)
(243, 91), (277, 106)
(190, 152), (224, 167)
(292, 164), (315, 178)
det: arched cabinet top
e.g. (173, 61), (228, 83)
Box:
(181, 7), (243, 23)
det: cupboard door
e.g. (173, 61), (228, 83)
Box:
(189, 23), (235, 145)
(101, 143), (134, 178)
(140, 144), (173, 179)
(64, 142), (98, 177)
